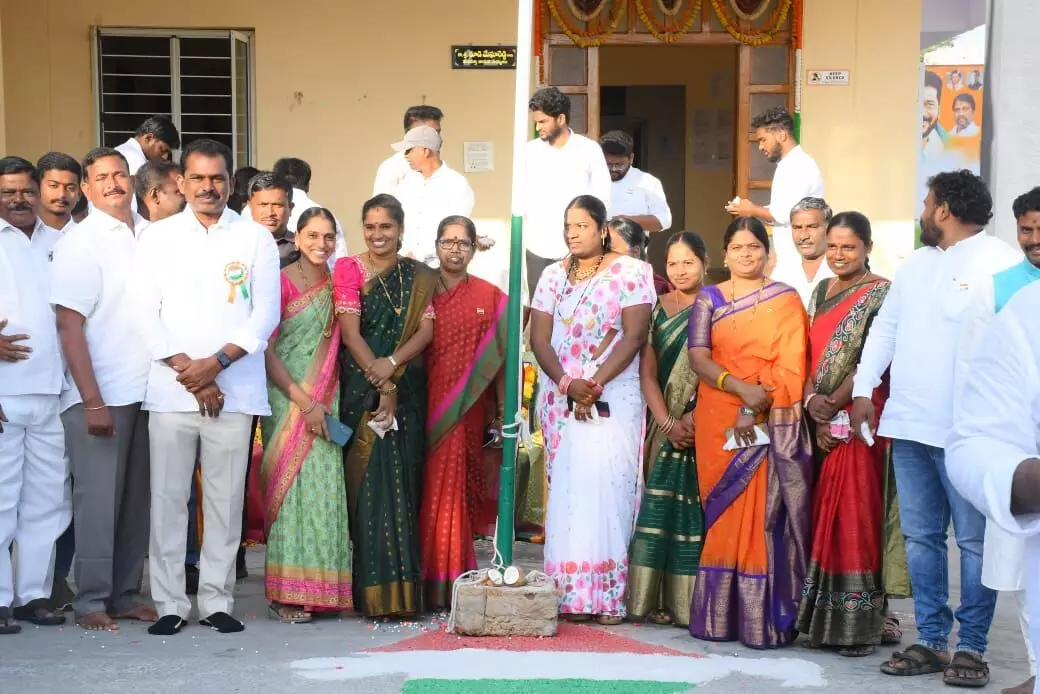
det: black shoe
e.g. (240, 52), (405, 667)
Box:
(51, 576), (75, 612)
(148, 614), (186, 636)
(200, 611), (244, 633)
(236, 547), (248, 581)
(185, 565), (200, 595)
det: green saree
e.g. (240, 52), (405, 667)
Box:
(335, 255), (436, 618)
(260, 274), (352, 610)
(627, 302), (704, 626)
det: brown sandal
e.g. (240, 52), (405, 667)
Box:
(943, 651), (990, 688)
(880, 644), (949, 676)
(0, 607), (21, 635)
(882, 616), (903, 645)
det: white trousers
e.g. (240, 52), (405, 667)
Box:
(1014, 590), (1038, 676)
(0, 394), (70, 607)
(148, 411), (251, 619)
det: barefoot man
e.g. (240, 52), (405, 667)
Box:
(51, 147), (157, 631)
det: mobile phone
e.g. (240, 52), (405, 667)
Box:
(325, 415), (354, 447)
(566, 397), (610, 418)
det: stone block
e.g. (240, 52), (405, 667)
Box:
(451, 574), (562, 637)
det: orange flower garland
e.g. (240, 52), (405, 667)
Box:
(635, 0), (703, 43)
(710, 0), (792, 46)
(546, 0), (628, 48)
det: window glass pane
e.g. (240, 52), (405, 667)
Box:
(748, 93), (787, 132)
(549, 46), (587, 87)
(750, 46), (787, 85)
(569, 94), (588, 134)
(98, 35), (171, 146)
(234, 37), (250, 168)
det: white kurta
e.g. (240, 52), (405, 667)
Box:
(946, 281), (1040, 690)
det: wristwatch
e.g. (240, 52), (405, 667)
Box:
(739, 406), (755, 417)
(214, 350), (233, 370)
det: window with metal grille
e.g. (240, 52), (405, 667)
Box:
(93, 29), (253, 170)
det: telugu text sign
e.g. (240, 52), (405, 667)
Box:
(451, 46), (517, 70)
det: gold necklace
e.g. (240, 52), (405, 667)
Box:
(294, 260), (334, 338)
(568, 254), (604, 283)
(727, 278), (766, 330)
(377, 263), (405, 315)
(824, 269), (869, 301)
(670, 288), (697, 316)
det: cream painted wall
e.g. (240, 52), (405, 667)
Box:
(800, 0), (922, 278)
(600, 45), (737, 258)
(0, 0), (516, 254)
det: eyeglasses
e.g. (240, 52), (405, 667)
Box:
(438, 238), (474, 251)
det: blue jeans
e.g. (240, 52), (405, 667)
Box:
(891, 439), (997, 656)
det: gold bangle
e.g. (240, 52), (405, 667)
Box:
(715, 370), (731, 390)
(379, 383), (398, 396)
(300, 401), (318, 415)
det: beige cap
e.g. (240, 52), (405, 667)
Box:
(391, 125), (442, 153)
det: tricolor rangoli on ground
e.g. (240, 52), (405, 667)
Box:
(289, 623), (827, 691)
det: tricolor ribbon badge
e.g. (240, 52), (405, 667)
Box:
(224, 261), (250, 303)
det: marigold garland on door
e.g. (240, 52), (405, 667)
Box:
(710, 0), (792, 46)
(635, 0), (703, 43)
(546, 0), (628, 48)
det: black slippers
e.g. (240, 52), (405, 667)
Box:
(147, 615), (186, 636)
(199, 611), (245, 633)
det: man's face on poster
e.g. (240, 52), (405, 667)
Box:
(954, 100), (975, 130)
(922, 85), (939, 137)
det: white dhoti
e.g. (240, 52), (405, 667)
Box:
(983, 522), (1036, 674)
(0, 394), (71, 607)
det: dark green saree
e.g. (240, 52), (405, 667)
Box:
(337, 256), (436, 618)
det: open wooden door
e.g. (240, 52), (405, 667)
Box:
(735, 43), (795, 212)
(542, 42), (600, 138)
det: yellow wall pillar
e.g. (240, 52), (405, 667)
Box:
(800, 0), (922, 277)
(0, 5), (7, 155)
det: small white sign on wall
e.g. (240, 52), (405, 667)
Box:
(807, 70), (850, 86)
(464, 141), (494, 173)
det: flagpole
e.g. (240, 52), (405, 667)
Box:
(495, 0), (534, 567)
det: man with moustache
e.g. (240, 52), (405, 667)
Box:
(850, 170), (1019, 684)
(0, 156), (69, 633)
(135, 160), (185, 223)
(953, 94), (980, 137)
(921, 71), (948, 156)
(771, 197), (834, 308)
(726, 107), (824, 275)
(134, 138), (279, 636)
(954, 186), (1040, 694)
(51, 148), (156, 632)
(246, 172), (296, 267)
(36, 153), (82, 234)
(523, 87), (611, 297)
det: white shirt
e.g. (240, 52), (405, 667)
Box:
(373, 151), (411, 196)
(852, 233), (1020, 447)
(523, 131), (612, 259)
(133, 207), (281, 415)
(774, 257), (834, 309)
(955, 122), (980, 136)
(50, 209), (151, 411)
(768, 146), (825, 272)
(114, 137), (147, 175)
(43, 219), (77, 236)
(609, 167), (672, 231)
(0, 218), (63, 397)
(946, 283), (1040, 694)
(396, 163), (475, 266)
(241, 187), (347, 264)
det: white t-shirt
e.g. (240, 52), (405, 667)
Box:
(0, 219), (63, 397)
(852, 233), (1020, 447)
(373, 152), (411, 196)
(768, 146), (825, 271)
(133, 207), (281, 416)
(946, 282), (1040, 694)
(396, 163), (475, 266)
(610, 166), (672, 231)
(523, 131), (612, 259)
(775, 257), (834, 309)
(115, 137), (147, 175)
(50, 209), (151, 411)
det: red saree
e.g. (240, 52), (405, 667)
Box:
(795, 278), (891, 647)
(421, 276), (508, 608)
